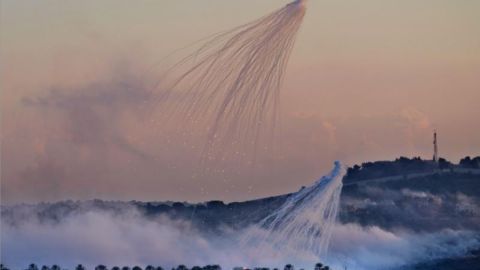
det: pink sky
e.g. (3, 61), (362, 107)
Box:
(1, 0), (480, 203)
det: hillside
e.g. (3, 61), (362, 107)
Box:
(2, 156), (479, 233)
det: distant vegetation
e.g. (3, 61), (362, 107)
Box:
(344, 155), (480, 183)
(405, 249), (480, 270)
(459, 156), (480, 169)
(0, 263), (331, 270)
(1, 156), (479, 270)
(339, 155), (480, 231)
(2, 156), (480, 233)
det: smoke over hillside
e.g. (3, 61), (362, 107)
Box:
(2, 207), (479, 270)
(2, 159), (480, 270)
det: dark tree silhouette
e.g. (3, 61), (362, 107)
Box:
(9, 262), (333, 270)
(27, 264), (39, 270)
(460, 156), (480, 169)
(95, 265), (108, 270)
(438, 157), (452, 169)
(460, 156), (472, 167)
(175, 265), (188, 270)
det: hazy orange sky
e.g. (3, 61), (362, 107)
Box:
(2, 0), (480, 204)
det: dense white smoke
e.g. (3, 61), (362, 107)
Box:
(2, 210), (479, 270)
(2, 162), (479, 270)
(327, 224), (480, 270)
(241, 161), (344, 261)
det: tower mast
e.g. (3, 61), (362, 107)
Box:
(433, 130), (438, 162)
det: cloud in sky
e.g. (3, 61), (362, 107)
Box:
(21, 72), (151, 158)
(0, 75), (467, 203)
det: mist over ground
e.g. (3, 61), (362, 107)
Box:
(2, 205), (479, 270)
(2, 159), (480, 270)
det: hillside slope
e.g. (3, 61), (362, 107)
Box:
(2, 157), (479, 233)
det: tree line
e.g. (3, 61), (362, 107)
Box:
(0, 263), (331, 270)
(344, 155), (480, 182)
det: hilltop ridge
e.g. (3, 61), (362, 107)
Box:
(2, 156), (479, 233)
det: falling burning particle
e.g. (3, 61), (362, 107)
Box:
(153, 0), (307, 161)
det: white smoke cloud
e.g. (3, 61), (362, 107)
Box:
(328, 224), (480, 270)
(2, 207), (479, 270)
(1, 208), (244, 269)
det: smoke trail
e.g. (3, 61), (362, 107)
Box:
(241, 161), (345, 261)
(153, 0), (307, 160)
